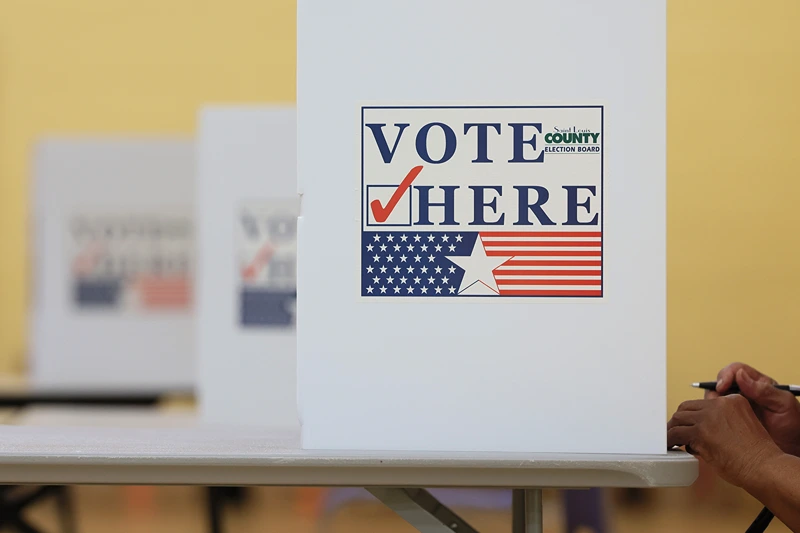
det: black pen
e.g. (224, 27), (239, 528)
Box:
(693, 381), (800, 396)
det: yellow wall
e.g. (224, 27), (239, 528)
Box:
(0, 0), (798, 414)
(0, 0), (295, 373)
(668, 1), (800, 412)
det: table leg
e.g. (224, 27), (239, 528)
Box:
(512, 490), (525, 533)
(525, 490), (543, 533)
(55, 487), (77, 533)
(370, 487), (543, 533)
(367, 488), (478, 533)
(512, 489), (543, 533)
(207, 487), (224, 533)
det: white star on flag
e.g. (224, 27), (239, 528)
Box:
(446, 238), (510, 295)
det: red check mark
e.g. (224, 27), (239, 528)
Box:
(242, 244), (274, 281)
(370, 165), (423, 223)
(71, 243), (106, 275)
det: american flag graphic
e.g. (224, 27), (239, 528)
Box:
(361, 231), (602, 298)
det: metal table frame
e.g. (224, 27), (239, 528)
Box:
(367, 487), (544, 533)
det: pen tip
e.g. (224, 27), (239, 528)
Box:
(691, 383), (700, 387)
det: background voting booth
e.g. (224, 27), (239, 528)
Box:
(30, 139), (195, 393)
(297, 0), (666, 454)
(196, 106), (299, 429)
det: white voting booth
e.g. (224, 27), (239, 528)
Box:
(196, 106), (299, 429)
(297, 1), (666, 453)
(30, 139), (195, 392)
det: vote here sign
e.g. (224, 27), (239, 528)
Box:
(360, 105), (603, 299)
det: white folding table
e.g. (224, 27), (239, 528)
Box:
(0, 423), (697, 533)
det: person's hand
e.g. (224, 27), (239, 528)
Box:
(668, 394), (783, 488)
(708, 362), (800, 457)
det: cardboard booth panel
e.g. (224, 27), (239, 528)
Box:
(297, 1), (666, 453)
(196, 107), (299, 430)
(30, 139), (195, 391)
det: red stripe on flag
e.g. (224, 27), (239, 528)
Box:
(503, 260), (602, 267)
(487, 250), (601, 257)
(482, 240), (599, 247)
(481, 231), (602, 238)
(495, 269), (600, 277)
(496, 279), (602, 286)
(499, 290), (602, 297)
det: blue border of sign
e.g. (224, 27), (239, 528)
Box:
(360, 105), (604, 298)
